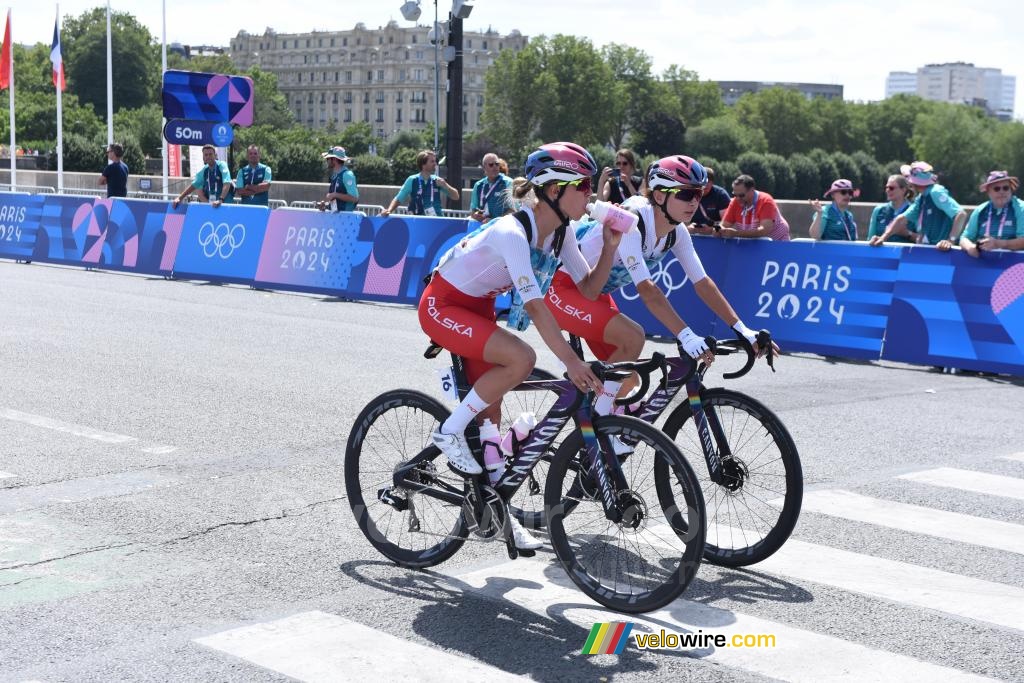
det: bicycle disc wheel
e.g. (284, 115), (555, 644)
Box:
(546, 415), (706, 614)
(345, 389), (468, 568)
(663, 388), (802, 567)
(501, 368), (563, 529)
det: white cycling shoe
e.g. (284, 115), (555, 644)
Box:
(431, 429), (482, 475)
(608, 435), (634, 457)
(509, 516), (543, 551)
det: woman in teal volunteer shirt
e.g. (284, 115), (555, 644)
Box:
(869, 161), (966, 249)
(808, 178), (860, 240)
(960, 170), (1024, 257)
(867, 175), (913, 243)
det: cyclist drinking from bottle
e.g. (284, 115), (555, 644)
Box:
(545, 155), (776, 418)
(419, 142), (621, 477)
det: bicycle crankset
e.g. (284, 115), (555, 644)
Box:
(463, 484), (507, 540)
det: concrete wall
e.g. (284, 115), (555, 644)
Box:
(0, 168), (975, 239)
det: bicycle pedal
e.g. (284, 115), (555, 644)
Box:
(515, 548), (536, 559)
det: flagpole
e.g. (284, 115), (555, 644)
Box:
(55, 4), (63, 194)
(105, 0), (112, 145)
(161, 0), (167, 198)
(6, 10), (15, 190)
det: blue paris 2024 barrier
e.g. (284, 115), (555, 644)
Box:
(1, 191), (1021, 375)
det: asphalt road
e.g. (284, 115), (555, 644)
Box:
(1, 259), (1022, 682)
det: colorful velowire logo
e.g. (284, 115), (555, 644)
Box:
(582, 622), (634, 655)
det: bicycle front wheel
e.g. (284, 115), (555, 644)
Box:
(545, 415), (706, 614)
(663, 388), (802, 567)
(345, 389), (468, 568)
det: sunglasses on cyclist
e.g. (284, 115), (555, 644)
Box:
(556, 177), (593, 194)
(663, 187), (703, 202)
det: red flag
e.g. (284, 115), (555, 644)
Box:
(0, 10), (12, 91)
(50, 14), (65, 91)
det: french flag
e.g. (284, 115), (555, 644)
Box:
(50, 15), (65, 91)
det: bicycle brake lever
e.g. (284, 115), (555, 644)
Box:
(756, 330), (776, 373)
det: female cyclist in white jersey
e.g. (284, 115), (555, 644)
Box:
(544, 155), (776, 415)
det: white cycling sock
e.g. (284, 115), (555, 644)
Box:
(441, 388), (491, 435)
(593, 380), (623, 416)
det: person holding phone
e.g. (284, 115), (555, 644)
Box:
(959, 170), (1024, 256)
(598, 148), (643, 204)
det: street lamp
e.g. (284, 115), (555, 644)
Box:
(398, 0), (441, 154)
(445, 0), (472, 208)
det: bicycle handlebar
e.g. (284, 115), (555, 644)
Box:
(588, 353), (669, 406)
(711, 329), (776, 379)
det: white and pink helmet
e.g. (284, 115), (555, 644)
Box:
(647, 155), (709, 191)
(524, 142), (598, 186)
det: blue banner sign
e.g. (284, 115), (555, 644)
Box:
(161, 70), (254, 127)
(163, 119), (234, 147)
(0, 193), (46, 260)
(172, 204), (269, 283)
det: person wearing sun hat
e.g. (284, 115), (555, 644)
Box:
(869, 161), (966, 249)
(808, 179), (860, 241)
(316, 146), (359, 212)
(959, 170), (1024, 257)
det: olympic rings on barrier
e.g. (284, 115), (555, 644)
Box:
(618, 257), (690, 300)
(198, 221), (246, 259)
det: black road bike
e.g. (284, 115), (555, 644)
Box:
(510, 331), (803, 567)
(346, 345), (707, 613)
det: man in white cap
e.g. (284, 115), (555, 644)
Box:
(869, 161), (966, 249)
(317, 146), (359, 212)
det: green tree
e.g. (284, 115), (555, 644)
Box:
(789, 154), (820, 200)
(863, 94), (933, 164)
(851, 151), (886, 202)
(385, 129), (428, 158)
(246, 66), (295, 130)
(661, 65), (724, 129)
(911, 103), (997, 202)
(990, 121), (1024, 184)
(736, 152), (775, 195)
(601, 43), (657, 149)
(630, 110), (686, 158)
(273, 142), (323, 182)
(351, 154), (391, 185)
(337, 121), (378, 157)
(808, 98), (868, 156)
(686, 115), (766, 161)
(764, 153), (796, 199)
(63, 8), (159, 117)
(113, 104), (164, 159)
(830, 152), (861, 189)
(735, 87), (818, 157)
(391, 147), (420, 184)
(808, 149), (840, 194)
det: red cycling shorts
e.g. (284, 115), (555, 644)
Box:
(544, 270), (620, 361)
(418, 274), (499, 383)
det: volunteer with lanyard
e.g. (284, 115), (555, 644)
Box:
(172, 144), (232, 208)
(235, 145), (273, 206)
(808, 179), (860, 241)
(959, 170), (1024, 257)
(382, 149), (459, 217)
(718, 174), (791, 240)
(867, 175), (914, 243)
(869, 161), (966, 249)
(545, 155), (777, 423)
(468, 152), (511, 222)
(316, 146), (359, 212)
(419, 142), (619, 551)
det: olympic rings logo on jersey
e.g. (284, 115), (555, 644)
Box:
(198, 221), (246, 259)
(618, 256), (689, 300)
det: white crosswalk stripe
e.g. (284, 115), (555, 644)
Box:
(998, 452), (1024, 463)
(195, 611), (529, 682)
(897, 467), (1024, 501)
(0, 472), (15, 480)
(796, 489), (1024, 554)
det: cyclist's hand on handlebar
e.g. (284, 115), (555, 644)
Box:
(566, 357), (604, 394)
(677, 327), (714, 364)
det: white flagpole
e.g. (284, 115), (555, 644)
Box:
(7, 10), (15, 190)
(105, 0), (112, 145)
(55, 4), (63, 194)
(161, 0), (167, 197)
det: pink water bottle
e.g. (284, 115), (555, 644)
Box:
(587, 201), (639, 233)
(480, 419), (504, 486)
(500, 412), (537, 458)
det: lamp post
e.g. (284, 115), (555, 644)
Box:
(399, 0), (441, 153)
(444, 0), (472, 209)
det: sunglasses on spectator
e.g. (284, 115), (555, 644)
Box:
(990, 184), (1012, 192)
(484, 161), (498, 167)
(663, 187), (703, 202)
(615, 161), (630, 167)
(884, 185), (898, 191)
(556, 177), (593, 194)
(732, 192), (747, 199)
(835, 189), (854, 197)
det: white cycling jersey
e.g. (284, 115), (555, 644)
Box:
(436, 205), (590, 302)
(574, 195), (707, 288)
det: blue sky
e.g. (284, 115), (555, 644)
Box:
(9, 0), (1024, 117)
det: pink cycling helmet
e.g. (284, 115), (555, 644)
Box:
(647, 155), (709, 191)
(524, 142), (598, 186)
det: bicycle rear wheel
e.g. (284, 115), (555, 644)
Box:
(663, 388), (802, 567)
(545, 415), (705, 614)
(345, 389), (468, 568)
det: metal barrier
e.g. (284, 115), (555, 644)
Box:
(289, 200), (318, 210)
(443, 209), (472, 218)
(268, 199), (288, 209)
(1, 184), (56, 194)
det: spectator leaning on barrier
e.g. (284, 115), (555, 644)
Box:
(718, 174), (791, 240)
(598, 148), (643, 205)
(172, 144), (233, 209)
(808, 179), (860, 241)
(689, 166), (732, 235)
(316, 146), (359, 212)
(959, 171), (1024, 257)
(99, 143), (128, 198)
(382, 149), (459, 217)
(867, 175), (914, 243)
(469, 152), (511, 222)
(234, 145), (273, 206)
(870, 161), (966, 250)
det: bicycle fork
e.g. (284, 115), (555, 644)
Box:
(579, 415), (630, 524)
(684, 380), (731, 486)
